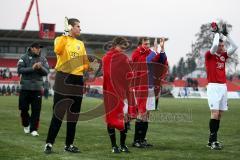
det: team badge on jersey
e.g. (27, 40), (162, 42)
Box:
(220, 56), (225, 62)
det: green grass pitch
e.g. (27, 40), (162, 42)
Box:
(0, 96), (239, 160)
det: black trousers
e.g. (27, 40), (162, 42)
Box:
(46, 72), (83, 146)
(19, 90), (42, 132)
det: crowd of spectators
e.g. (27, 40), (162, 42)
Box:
(0, 68), (12, 79)
(0, 85), (20, 96)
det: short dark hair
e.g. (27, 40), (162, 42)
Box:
(68, 18), (80, 26)
(30, 42), (43, 48)
(112, 37), (129, 47)
(138, 37), (150, 45)
(219, 39), (224, 43)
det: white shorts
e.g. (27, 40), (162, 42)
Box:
(146, 88), (156, 111)
(207, 83), (228, 111)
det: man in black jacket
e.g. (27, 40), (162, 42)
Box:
(17, 42), (49, 136)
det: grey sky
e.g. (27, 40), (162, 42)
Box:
(1, 0), (239, 66)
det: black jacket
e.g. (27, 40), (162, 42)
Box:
(17, 51), (50, 91)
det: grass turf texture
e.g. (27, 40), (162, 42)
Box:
(0, 96), (239, 160)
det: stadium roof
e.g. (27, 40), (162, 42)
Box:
(0, 29), (156, 46)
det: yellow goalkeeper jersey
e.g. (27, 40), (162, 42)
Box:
(54, 35), (89, 75)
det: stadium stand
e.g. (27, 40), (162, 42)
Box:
(1, 29), (239, 98)
(0, 58), (18, 68)
(0, 29), (159, 96)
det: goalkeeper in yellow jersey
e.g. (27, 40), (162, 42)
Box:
(44, 17), (89, 154)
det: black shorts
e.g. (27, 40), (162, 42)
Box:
(18, 90), (42, 110)
(54, 71), (84, 96)
(52, 72), (84, 121)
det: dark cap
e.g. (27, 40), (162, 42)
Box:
(30, 42), (43, 48)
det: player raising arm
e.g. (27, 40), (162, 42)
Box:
(205, 22), (238, 150)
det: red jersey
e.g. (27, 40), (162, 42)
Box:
(205, 50), (228, 83)
(103, 48), (136, 130)
(131, 46), (151, 114)
(132, 46), (151, 62)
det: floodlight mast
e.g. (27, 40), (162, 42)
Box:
(21, 0), (41, 30)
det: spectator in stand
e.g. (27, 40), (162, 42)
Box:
(12, 85), (16, 95)
(6, 85), (11, 95)
(5, 68), (10, 79)
(2, 85), (6, 95)
(16, 85), (20, 95)
(0, 69), (3, 77)
(9, 71), (12, 79)
(2, 69), (6, 79)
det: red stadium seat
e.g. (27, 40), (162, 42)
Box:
(0, 58), (18, 68)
